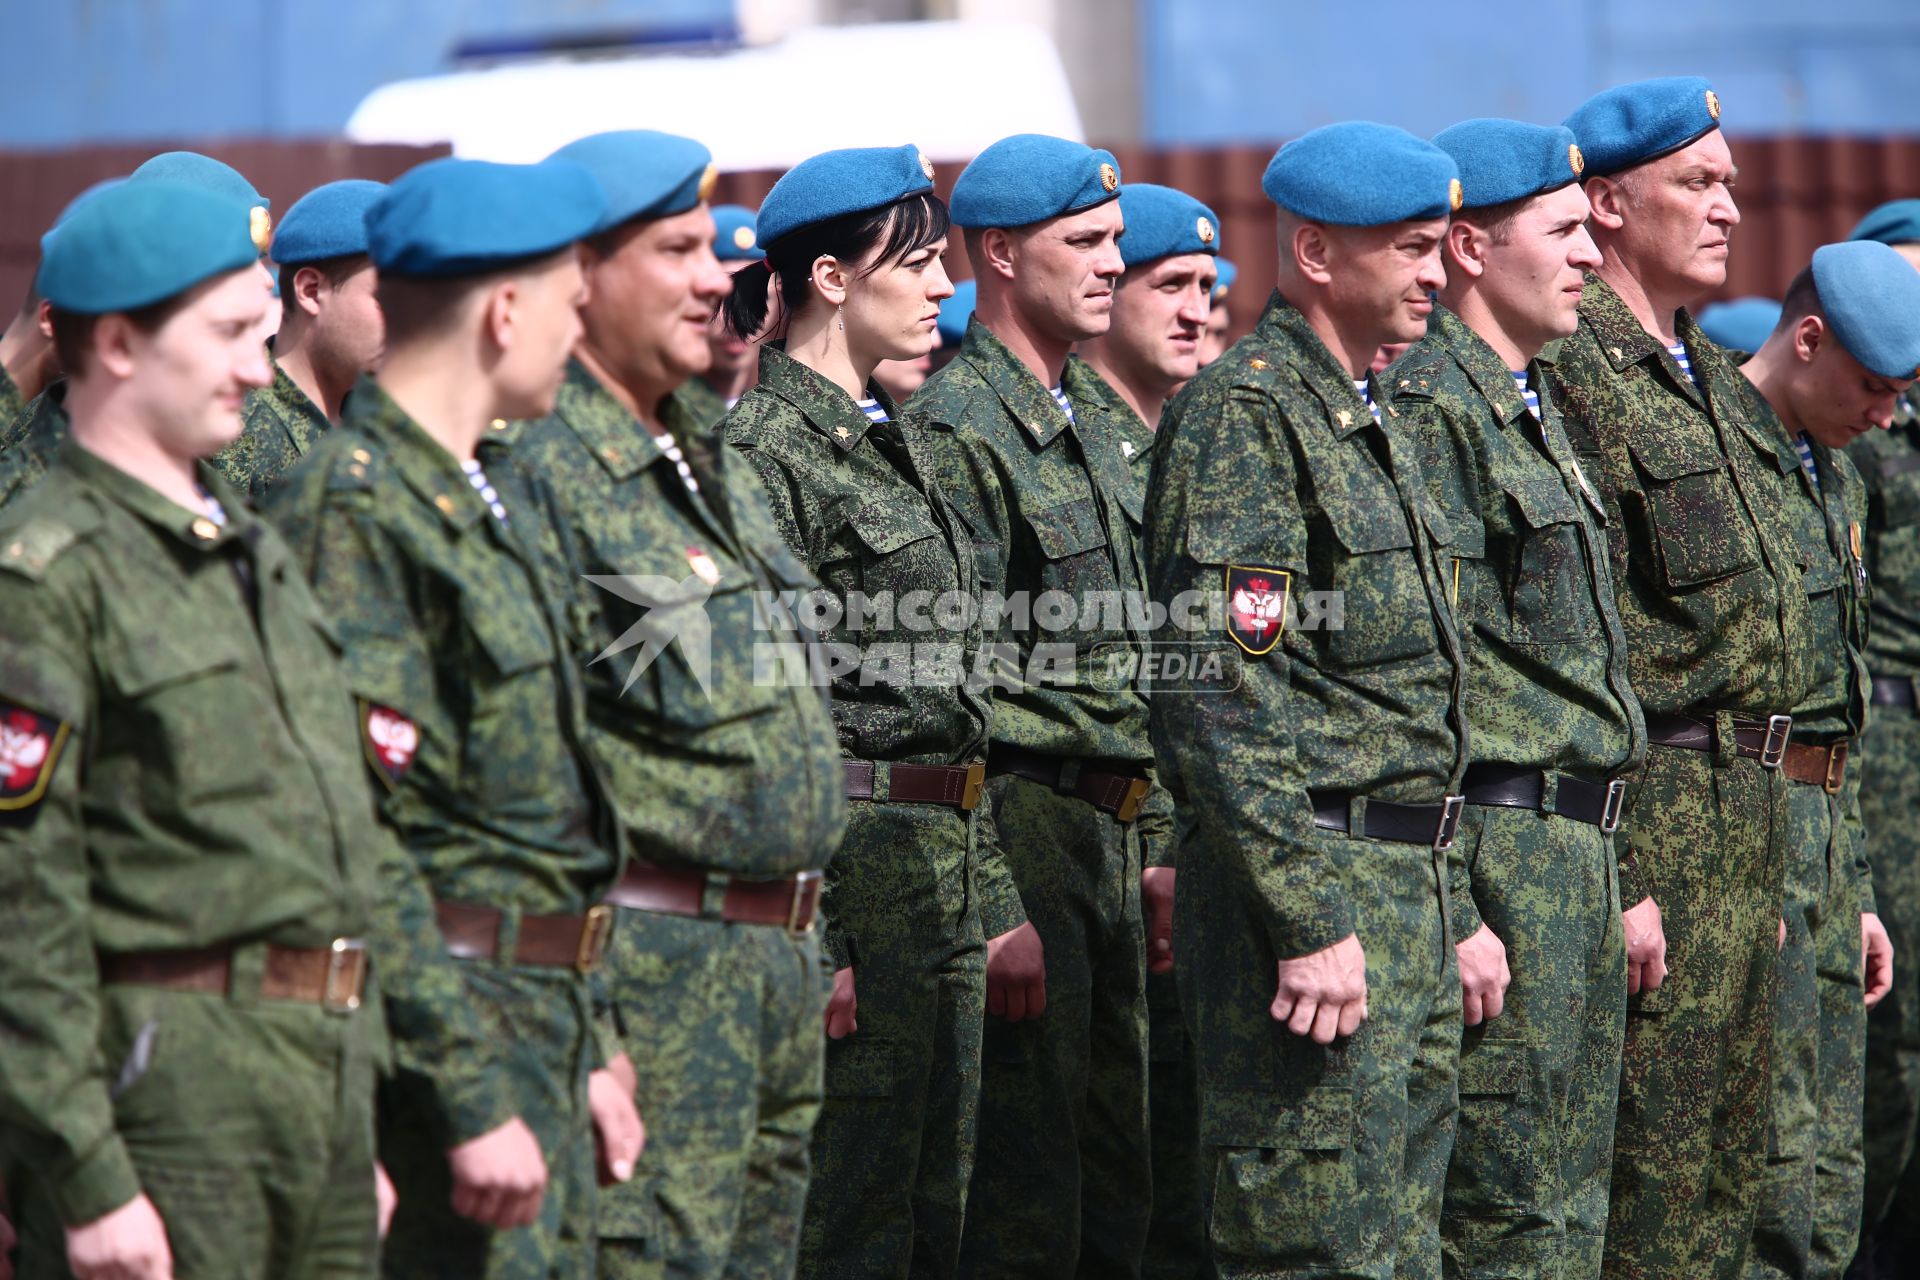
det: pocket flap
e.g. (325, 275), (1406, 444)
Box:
(1627, 429), (1723, 482)
(1027, 498), (1108, 560)
(1458, 1042), (1531, 1098)
(112, 637), (243, 697)
(1502, 477), (1581, 530)
(1442, 508), (1485, 558)
(466, 606), (555, 678)
(1324, 496), (1414, 554)
(847, 503), (941, 556)
(1201, 1086), (1353, 1150)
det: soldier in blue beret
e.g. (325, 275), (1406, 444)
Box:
(1142, 120), (1467, 1279)
(1384, 117), (1643, 1279)
(209, 178), (388, 498)
(0, 179), (117, 442)
(1734, 241), (1916, 1280)
(1548, 77), (1812, 1278)
(0, 176), (434, 1279)
(495, 130), (850, 1280)
(261, 155), (636, 1280)
(909, 132), (1167, 1278)
(1846, 197), (1920, 1276)
(684, 203), (768, 426)
(1699, 297), (1785, 355)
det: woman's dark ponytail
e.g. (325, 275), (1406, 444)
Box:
(722, 259), (776, 343)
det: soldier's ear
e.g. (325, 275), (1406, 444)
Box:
(810, 254), (850, 308)
(1291, 221), (1335, 286)
(1444, 219), (1488, 281)
(481, 278), (520, 353)
(1792, 314), (1825, 366)
(976, 227), (1018, 281)
(1584, 176), (1628, 232)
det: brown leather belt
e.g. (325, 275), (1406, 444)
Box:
(1780, 739), (1851, 793)
(844, 760), (986, 810)
(99, 939), (369, 1013)
(434, 901), (614, 972)
(986, 746), (1151, 822)
(604, 863), (822, 934)
(1646, 712), (1794, 770)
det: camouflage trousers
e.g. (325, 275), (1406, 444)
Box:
(1855, 705), (1920, 1258)
(1750, 773), (1867, 1280)
(1182, 823), (1460, 1280)
(1142, 962), (1216, 1280)
(1443, 803), (1626, 1279)
(798, 799), (987, 1280)
(381, 965), (597, 1280)
(955, 772), (1151, 1279)
(597, 906), (827, 1280)
(11, 971), (382, 1278)
(1603, 739), (1791, 1280)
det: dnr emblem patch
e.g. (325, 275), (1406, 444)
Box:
(0, 702), (70, 818)
(1226, 566), (1290, 656)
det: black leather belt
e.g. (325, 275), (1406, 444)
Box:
(1646, 712), (1793, 769)
(1461, 763), (1627, 833)
(1310, 791), (1466, 851)
(987, 746), (1151, 822)
(1873, 675), (1916, 709)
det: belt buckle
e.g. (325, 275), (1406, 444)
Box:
(575, 904), (615, 973)
(323, 937), (368, 1014)
(1824, 741), (1850, 794)
(1433, 795), (1466, 851)
(1115, 777), (1152, 824)
(961, 762), (986, 812)
(1761, 714), (1793, 770)
(788, 870), (823, 936)
(1600, 778), (1627, 835)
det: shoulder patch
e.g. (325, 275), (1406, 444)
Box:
(0, 700), (71, 824)
(359, 699), (419, 791)
(1385, 358), (1447, 402)
(327, 441), (381, 494)
(0, 514), (92, 582)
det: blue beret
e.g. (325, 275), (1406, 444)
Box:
(951, 135), (1121, 230)
(271, 179), (387, 266)
(757, 145), (937, 249)
(1697, 297), (1782, 354)
(130, 150), (272, 254)
(1433, 119), (1584, 209)
(1563, 77), (1722, 179)
(712, 205), (764, 261)
(38, 180), (260, 315)
(1115, 184), (1220, 267)
(367, 157), (608, 279)
(547, 130), (714, 234)
(39, 177), (128, 256)
(1812, 241), (1920, 381)
(1262, 122), (1461, 226)
(1212, 257), (1238, 301)
(937, 279), (976, 346)
(1850, 199), (1920, 248)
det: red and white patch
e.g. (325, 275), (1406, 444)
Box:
(0, 702), (70, 817)
(360, 701), (419, 787)
(1225, 565), (1290, 656)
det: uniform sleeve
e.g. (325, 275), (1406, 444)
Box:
(1150, 388), (1356, 959)
(302, 504), (521, 1146)
(1843, 775), (1875, 915)
(0, 574), (142, 1226)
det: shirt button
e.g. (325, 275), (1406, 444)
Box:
(352, 448), (372, 464)
(190, 518), (220, 542)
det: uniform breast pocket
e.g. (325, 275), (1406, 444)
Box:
(843, 502), (954, 612)
(1629, 434), (1761, 588)
(111, 639), (280, 806)
(1494, 477), (1601, 645)
(1319, 494), (1437, 668)
(1026, 496), (1117, 604)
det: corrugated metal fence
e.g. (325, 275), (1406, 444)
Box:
(5, 136), (1919, 338)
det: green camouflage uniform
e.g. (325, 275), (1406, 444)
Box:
(0, 362), (23, 433)
(1144, 292), (1467, 1280)
(678, 374), (731, 432)
(0, 443), (449, 1277)
(1844, 394), (1920, 1273)
(723, 344), (1016, 1279)
(1731, 378), (1873, 1280)
(1543, 277), (1815, 1280)
(0, 381), (69, 510)
(503, 359), (844, 1280)
(212, 357), (332, 499)
(912, 320), (1172, 1279)
(264, 377), (621, 1280)
(1387, 306), (1644, 1279)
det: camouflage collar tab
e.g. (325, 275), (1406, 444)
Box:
(1252, 289), (1371, 435)
(555, 359), (664, 481)
(268, 357), (331, 435)
(54, 436), (249, 550)
(347, 378), (490, 533)
(753, 343), (893, 452)
(1579, 275), (1669, 372)
(960, 319), (1074, 448)
(1431, 306), (1540, 427)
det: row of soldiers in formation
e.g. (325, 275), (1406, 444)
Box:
(3, 69), (1920, 1280)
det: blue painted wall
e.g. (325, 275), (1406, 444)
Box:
(1142, 0), (1920, 142)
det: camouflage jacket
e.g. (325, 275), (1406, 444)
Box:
(502, 359), (846, 880)
(722, 343), (1024, 942)
(212, 356), (332, 499)
(0, 381), (70, 511)
(910, 320), (1173, 856)
(1544, 276), (1812, 724)
(677, 373), (731, 432)
(0, 362), (21, 434)
(1850, 395), (1920, 681)
(0, 444), (462, 1223)
(1143, 291), (1467, 958)
(1386, 307), (1646, 928)
(263, 376), (620, 1143)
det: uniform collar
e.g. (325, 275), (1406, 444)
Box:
(1577, 274), (1713, 410)
(1255, 290), (1376, 440)
(957, 318), (1075, 448)
(345, 375), (492, 534)
(752, 343), (898, 452)
(550, 358), (666, 481)
(55, 435), (254, 551)
(265, 356), (332, 435)
(1426, 306), (1539, 431)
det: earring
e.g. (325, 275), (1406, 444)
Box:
(836, 304), (845, 333)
